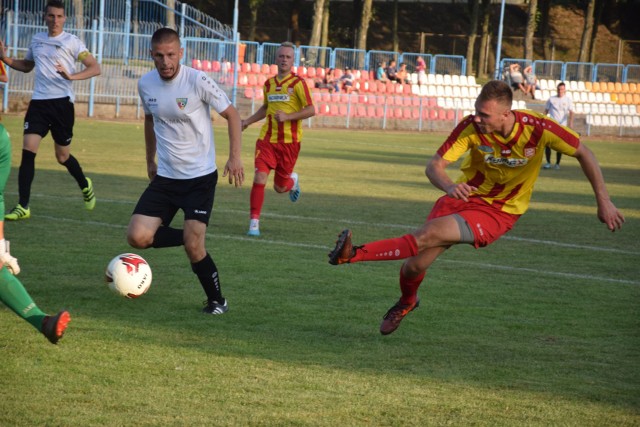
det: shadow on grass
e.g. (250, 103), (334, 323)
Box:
(5, 167), (638, 411)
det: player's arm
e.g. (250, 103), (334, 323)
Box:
(56, 52), (101, 81)
(241, 104), (267, 130)
(0, 40), (35, 73)
(426, 154), (477, 202)
(572, 143), (624, 232)
(218, 105), (245, 187)
(568, 109), (574, 128)
(278, 104), (315, 122)
(143, 114), (158, 180)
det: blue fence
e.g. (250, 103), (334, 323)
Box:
(501, 59), (639, 83)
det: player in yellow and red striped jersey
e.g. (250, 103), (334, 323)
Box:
(241, 42), (315, 237)
(328, 80), (625, 336)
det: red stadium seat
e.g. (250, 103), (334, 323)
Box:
(316, 67), (326, 79)
(241, 63), (251, 73)
(201, 60), (212, 72)
(367, 105), (376, 117)
(247, 74), (258, 86)
(339, 104), (348, 116)
(403, 108), (412, 119)
(261, 63), (270, 74)
(211, 61), (221, 72)
(375, 106), (385, 118)
(269, 64), (278, 74)
(307, 67), (316, 78)
(356, 105), (367, 117)
(251, 63), (261, 74)
(329, 104), (339, 116)
(257, 74), (267, 86)
(192, 59), (202, 70)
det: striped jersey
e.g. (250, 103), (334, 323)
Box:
(259, 73), (313, 144)
(437, 110), (580, 215)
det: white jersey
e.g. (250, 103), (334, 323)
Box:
(138, 65), (232, 180)
(25, 31), (91, 102)
(545, 95), (574, 126)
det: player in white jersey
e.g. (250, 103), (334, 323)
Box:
(128, 28), (244, 315)
(543, 82), (574, 170)
(0, 0), (101, 221)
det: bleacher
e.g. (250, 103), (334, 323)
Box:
(534, 78), (640, 129)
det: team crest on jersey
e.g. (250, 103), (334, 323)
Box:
(176, 98), (188, 110)
(288, 87), (294, 95)
(524, 147), (536, 157)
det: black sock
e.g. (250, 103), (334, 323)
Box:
(18, 150), (36, 207)
(152, 226), (183, 248)
(191, 253), (223, 303)
(62, 154), (88, 189)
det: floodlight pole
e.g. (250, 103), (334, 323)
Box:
(232, 0), (239, 105)
(494, 0), (506, 79)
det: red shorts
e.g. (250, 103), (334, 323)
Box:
(427, 196), (521, 248)
(254, 139), (301, 182)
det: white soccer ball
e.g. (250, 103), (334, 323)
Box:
(105, 253), (152, 298)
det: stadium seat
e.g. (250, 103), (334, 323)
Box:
(316, 67), (325, 79)
(260, 63), (270, 74)
(270, 64), (278, 74)
(393, 107), (403, 119)
(247, 74), (258, 86)
(201, 60), (212, 72)
(403, 108), (412, 119)
(329, 104), (339, 116)
(241, 63), (251, 73)
(192, 59), (202, 70)
(375, 106), (385, 118)
(250, 63), (260, 74)
(238, 73), (248, 86)
(211, 61), (221, 72)
(367, 105), (376, 118)
(356, 105), (367, 117)
(584, 81), (593, 91)
(339, 104), (348, 116)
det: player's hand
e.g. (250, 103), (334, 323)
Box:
(0, 241), (20, 275)
(55, 63), (72, 80)
(274, 110), (288, 122)
(597, 200), (625, 232)
(446, 182), (477, 202)
(0, 40), (5, 60)
(240, 119), (248, 131)
(223, 157), (244, 187)
(147, 162), (157, 181)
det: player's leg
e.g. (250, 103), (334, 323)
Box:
(272, 142), (301, 202)
(543, 147), (552, 169)
(10, 101), (47, 218)
(248, 140), (276, 236)
(556, 151), (562, 168)
(183, 171), (227, 314)
(0, 267), (70, 344)
(128, 177), (181, 249)
(51, 99), (95, 210)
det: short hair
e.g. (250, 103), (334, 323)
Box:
(280, 41), (295, 49)
(151, 27), (180, 45)
(46, 1), (65, 13)
(557, 82), (566, 90)
(477, 80), (513, 108)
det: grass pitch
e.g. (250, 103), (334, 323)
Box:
(0, 115), (638, 426)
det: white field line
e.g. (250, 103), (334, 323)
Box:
(37, 212), (640, 286)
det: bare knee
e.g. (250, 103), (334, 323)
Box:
(127, 229), (154, 249)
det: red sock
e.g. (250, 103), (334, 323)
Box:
(352, 234), (418, 262)
(399, 268), (425, 305)
(249, 182), (266, 219)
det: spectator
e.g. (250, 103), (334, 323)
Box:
(375, 62), (388, 82)
(340, 66), (355, 93)
(322, 68), (340, 93)
(386, 60), (400, 83)
(396, 62), (410, 84)
(416, 56), (427, 85)
(508, 63), (533, 96)
(543, 82), (574, 170)
(523, 65), (537, 99)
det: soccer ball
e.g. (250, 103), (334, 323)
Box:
(105, 253), (152, 298)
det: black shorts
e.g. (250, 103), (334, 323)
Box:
(24, 97), (75, 146)
(133, 170), (218, 226)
